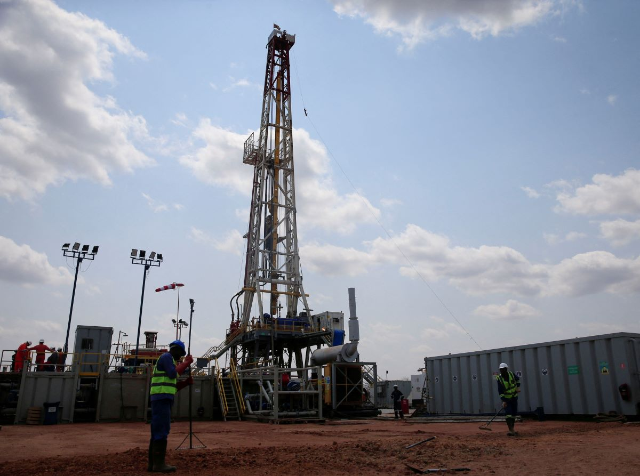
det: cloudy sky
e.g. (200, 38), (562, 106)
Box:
(1, 0), (639, 378)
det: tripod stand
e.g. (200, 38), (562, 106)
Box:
(177, 298), (206, 450)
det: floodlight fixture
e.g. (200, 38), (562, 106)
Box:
(61, 241), (99, 353)
(157, 253), (163, 261)
(92, 246), (99, 254)
(130, 247), (163, 367)
(172, 319), (177, 324)
(123, 333), (128, 337)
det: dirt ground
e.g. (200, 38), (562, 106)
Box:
(1, 418), (638, 475)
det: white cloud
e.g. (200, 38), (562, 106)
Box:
(209, 82), (218, 90)
(171, 113), (188, 127)
(543, 233), (560, 245)
(599, 219), (640, 247)
(579, 88), (591, 95)
(0, 0), (154, 201)
(189, 227), (244, 256)
(552, 35), (567, 43)
(521, 186), (540, 198)
(380, 198), (403, 208)
(33, 319), (63, 332)
(301, 224), (640, 298)
(547, 251), (640, 297)
(300, 242), (375, 277)
(173, 203), (184, 211)
(180, 121), (380, 234)
(544, 231), (587, 245)
(223, 77), (260, 93)
(0, 236), (74, 286)
(474, 300), (540, 320)
(331, 0), (572, 50)
(565, 231), (586, 241)
(607, 94), (618, 106)
(142, 192), (169, 213)
(555, 169), (640, 215)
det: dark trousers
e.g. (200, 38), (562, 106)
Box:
(504, 398), (518, 419)
(151, 398), (173, 441)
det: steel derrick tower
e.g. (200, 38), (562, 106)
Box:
(241, 27), (308, 327)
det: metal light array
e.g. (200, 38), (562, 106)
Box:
(62, 241), (99, 261)
(60, 241), (99, 353)
(130, 248), (162, 267)
(130, 248), (163, 367)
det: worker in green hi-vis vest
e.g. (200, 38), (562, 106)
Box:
(148, 340), (193, 473)
(496, 362), (521, 436)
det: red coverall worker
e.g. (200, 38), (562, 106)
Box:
(15, 341), (32, 372)
(30, 341), (52, 371)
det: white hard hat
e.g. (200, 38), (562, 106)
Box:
(26, 340), (32, 345)
(393, 384), (398, 387)
(39, 339), (45, 343)
(499, 363), (508, 369)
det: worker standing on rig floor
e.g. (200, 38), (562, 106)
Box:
(149, 340), (193, 473)
(14, 340), (32, 372)
(496, 363), (521, 436)
(30, 339), (52, 372)
(391, 384), (404, 420)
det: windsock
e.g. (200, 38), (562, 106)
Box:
(155, 282), (184, 292)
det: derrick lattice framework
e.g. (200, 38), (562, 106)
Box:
(241, 28), (310, 330)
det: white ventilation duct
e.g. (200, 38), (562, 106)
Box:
(310, 288), (359, 366)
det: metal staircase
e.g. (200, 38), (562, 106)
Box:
(221, 378), (241, 421)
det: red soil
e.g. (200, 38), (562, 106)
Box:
(1, 419), (638, 475)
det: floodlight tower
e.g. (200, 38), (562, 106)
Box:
(130, 249), (162, 367)
(241, 27), (309, 329)
(61, 242), (99, 353)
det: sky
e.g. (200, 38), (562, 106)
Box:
(1, 0), (639, 379)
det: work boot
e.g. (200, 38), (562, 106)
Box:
(152, 439), (176, 473)
(507, 419), (515, 436)
(394, 411), (399, 419)
(148, 439), (153, 472)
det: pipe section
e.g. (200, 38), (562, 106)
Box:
(310, 288), (360, 366)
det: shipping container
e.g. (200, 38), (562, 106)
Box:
(425, 333), (640, 417)
(74, 325), (113, 374)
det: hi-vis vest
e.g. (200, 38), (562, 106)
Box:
(150, 356), (177, 396)
(496, 371), (518, 399)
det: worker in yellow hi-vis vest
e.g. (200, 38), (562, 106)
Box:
(496, 362), (521, 436)
(148, 340), (193, 473)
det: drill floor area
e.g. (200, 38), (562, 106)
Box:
(0, 419), (638, 475)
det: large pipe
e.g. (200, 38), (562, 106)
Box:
(258, 380), (272, 404)
(310, 288), (359, 366)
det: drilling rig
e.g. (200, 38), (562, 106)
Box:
(203, 27), (379, 421)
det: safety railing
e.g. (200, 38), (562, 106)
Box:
(229, 359), (245, 414)
(214, 358), (229, 417)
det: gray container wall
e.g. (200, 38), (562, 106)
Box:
(97, 372), (150, 421)
(74, 326), (113, 373)
(425, 333), (640, 416)
(15, 373), (77, 423)
(172, 376), (216, 419)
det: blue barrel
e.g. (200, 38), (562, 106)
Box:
(43, 401), (60, 425)
(332, 330), (345, 346)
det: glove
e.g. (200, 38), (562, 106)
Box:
(502, 402), (507, 408)
(176, 355), (193, 375)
